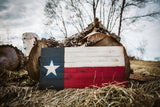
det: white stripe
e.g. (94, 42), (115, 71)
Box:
(64, 46), (125, 67)
(65, 57), (124, 63)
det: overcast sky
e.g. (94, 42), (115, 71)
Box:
(0, 0), (160, 61)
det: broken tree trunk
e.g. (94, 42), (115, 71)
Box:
(64, 22), (119, 47)
(0, 45), (26, 71)
(26, 39), (48, 81)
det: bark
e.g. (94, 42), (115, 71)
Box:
(61, 15), (68, 38)
(93, 0), (96, 20)
(106, 0), (116, 31)
(102, 0), (105, 25)
(118, 0), (126, 37)
(0, 45), (26, 71)
(93, 0), (99, 20)
(79, 1), (92, 23)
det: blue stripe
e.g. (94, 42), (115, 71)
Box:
(39, 48), (64, 89)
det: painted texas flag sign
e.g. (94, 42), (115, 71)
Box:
(39, 46), (126, 89)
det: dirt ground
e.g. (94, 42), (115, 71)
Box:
(130, 60), (160, 82)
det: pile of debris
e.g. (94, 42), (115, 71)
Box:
(63, 22), (120, 47)
(43, 37), (63, 47)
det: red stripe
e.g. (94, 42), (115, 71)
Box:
(64, 67), (126, 88)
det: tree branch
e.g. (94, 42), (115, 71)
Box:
(118, 0), (126, 37)
(123, 12), (160, 21)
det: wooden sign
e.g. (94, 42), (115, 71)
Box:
(39, 46), (126, 89)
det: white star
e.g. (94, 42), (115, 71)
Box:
(44, 60), (60, 76)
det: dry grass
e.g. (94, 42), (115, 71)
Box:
(130, 60), (160, 76)
(0, 60), (160, 107)
(1, 81), (160, 107)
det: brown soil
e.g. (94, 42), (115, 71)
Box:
(130, 73), (160, 82)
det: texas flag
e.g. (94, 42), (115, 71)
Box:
(39, 46), (127, 89)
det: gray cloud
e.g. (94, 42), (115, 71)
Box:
(0, 0), (45, 28)
(0, 0), (45, 50)
(0, 5), (7, 11)
(0, 1), (27, 20)
(0, 0), (9, 11)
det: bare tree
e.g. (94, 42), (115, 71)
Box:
(137, 40), (148, 60)
(118, 0), (125, 37)
(79, 1), (92, 23)
(106, 0), (117, 31)
(154, 57), (160, 61)
(59, 5), (68, 38)
(102, 0), (106, 25)
(44, 0), (160, 38)
(92, 0), (99, 20)
(44, 0), (68, 38)
(118, 0), (160, 36)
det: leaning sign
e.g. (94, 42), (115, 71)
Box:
(39, 46), (127, 89)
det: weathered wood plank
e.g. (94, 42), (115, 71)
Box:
(65, 46), (123, 54)
(65, 57), (124, 63)
(65, 46), (123, 57)
(65, 62), (125, 67)
(64, 46), (125, 67)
